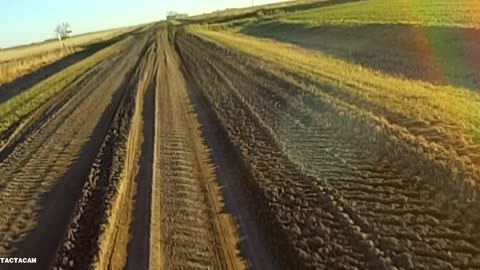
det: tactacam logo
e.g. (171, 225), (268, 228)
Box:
(0, 258), (37, 264)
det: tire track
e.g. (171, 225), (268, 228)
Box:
(178, 40), (284, 270)
(179, 36), (370, 269)
(147, 29), (244, 270)
(0, 52), (115, 161)
(53, 32), (157, 270)
(216, 48), (480, 270)
(207, 40), (480, 269)
(178, 31), (480, 270)
(0, 34), (145, 270)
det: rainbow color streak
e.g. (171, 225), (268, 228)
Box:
(408, 0), (479, 90)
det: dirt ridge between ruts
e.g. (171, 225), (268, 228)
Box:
(123, 30), (160, 270)
(52, 32), (156, 270)
(93, 34), (159, 270)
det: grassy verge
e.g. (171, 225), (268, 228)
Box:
(0, 38), (129, 136)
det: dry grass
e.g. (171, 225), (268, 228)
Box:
(0, 26), (136, 63)
(0, 26), (138, 87)
(0, 37), (129, 137)
(0, 47), (78, 86)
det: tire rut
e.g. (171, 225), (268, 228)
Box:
(53, 32), (157, 270)
(148, 29), (244, 270)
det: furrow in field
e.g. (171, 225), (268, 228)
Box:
(178, 32), (480, 270)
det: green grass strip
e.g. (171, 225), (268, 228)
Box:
(0, 38), (128, 135)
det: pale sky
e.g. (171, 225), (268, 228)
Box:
(0, 0), (284, 48)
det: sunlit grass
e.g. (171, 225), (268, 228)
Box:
(282, 0), (480, 28)
(186, 0), (325, 23)
(189, 27), (480, 148)
(0, 48), (78, 86)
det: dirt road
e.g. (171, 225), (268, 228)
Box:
(53, 29), (250, 270)
(0, 25), (479, 270)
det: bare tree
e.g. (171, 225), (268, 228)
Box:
(55, 22), (71, 49)
(166, 11), (178, 20)
(55, 22), (71, 40)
